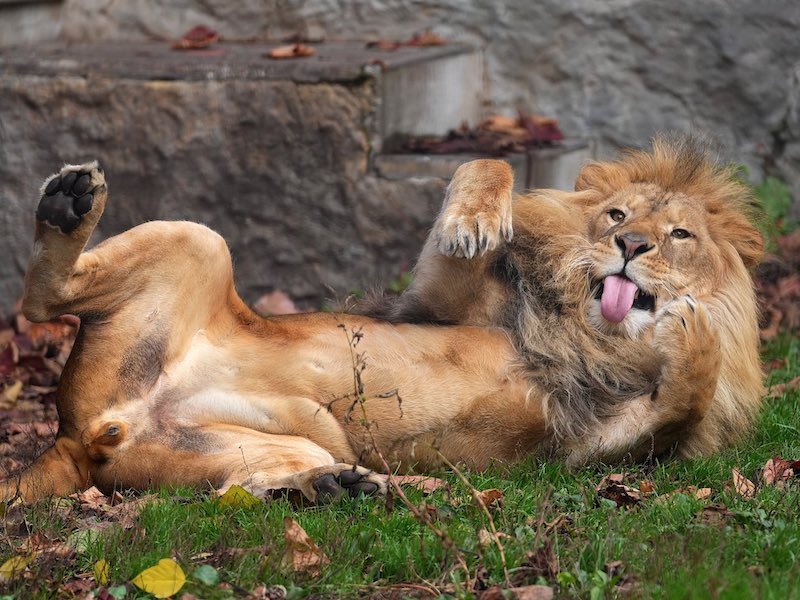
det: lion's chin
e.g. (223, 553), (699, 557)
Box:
(587, 299), (655, 339)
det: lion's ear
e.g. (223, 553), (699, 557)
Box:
(712, 212), (764, 269)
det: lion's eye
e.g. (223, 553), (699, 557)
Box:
(671, 228), (691, 239)
(608, 209), (625, 223)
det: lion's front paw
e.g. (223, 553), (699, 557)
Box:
(435, 159), (514, 259)
(655, 295), (720, 380)
(37, 162), (106, 234)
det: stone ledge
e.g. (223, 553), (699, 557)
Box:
(0, 40), (477, 84)
(375, 140), (592, 192)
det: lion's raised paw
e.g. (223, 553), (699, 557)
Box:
(434, 159), (514, 259)
(37, 162), (105, 234)
(655, 295), (720, 362)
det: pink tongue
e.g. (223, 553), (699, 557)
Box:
(600, 275), (638, 323)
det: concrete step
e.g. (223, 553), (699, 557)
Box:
(375, 140), (593, 192)
(0, 40), (484, 150)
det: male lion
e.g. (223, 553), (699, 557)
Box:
(374, 136), (764, 463)
(1, 137), (763, 503)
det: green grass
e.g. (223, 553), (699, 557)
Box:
(1, 336), (799, 599)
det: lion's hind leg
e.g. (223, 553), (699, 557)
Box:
(90, 424), (386, 504)
(23, 162), (108, 321)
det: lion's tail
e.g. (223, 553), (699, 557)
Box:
(0, 437), (90, 502)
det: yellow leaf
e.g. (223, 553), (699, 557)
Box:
(217, 484), (261, 508)
(131, 558), (186, 598)
(1, 380), (22, 407)
(94, 558), (109, 585)
(0, 554), (34, 582)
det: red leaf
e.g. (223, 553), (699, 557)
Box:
(172, 25), (219, 50)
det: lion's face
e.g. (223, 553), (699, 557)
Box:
(581, 183), (737, 338)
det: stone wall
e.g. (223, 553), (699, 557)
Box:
(31, 0), (797, 182)
(0, 72), (445, 310)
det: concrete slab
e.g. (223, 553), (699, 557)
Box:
(375, 153), (528, 192)
(0, 40), (478, 84)
(374, 140), (593, 194)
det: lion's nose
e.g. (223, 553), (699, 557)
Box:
(615, 232), (653, 260)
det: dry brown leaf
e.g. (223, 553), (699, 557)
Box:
(693, 487), (713, 500)
(365, 39), (402, 51)
(596, 474), (643, 508)
(477, 528), (511, 548)
(767, 376), (800, 399)
(475, 488), (504, 509)
(105, 494), (158, 529)
(698, 504), (735, 525)
(19, 532), (74, 559)
(281, 517), (329, 576)
(732, 468), (756, 499)
(391, 475), (446, 494)
(405, 30), (447, 47)
(267, 44), (316, 59)
(71, 486), (108, 510)
(639, 480), (656, 496)
(172, 25), (219, 50)
(762, 456), (800, 487)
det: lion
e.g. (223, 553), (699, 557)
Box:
(370, 135), (765, 463)
(0, 137), (763, 503)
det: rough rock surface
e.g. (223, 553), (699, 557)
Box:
(0, 76), (445, 311)
(44, 0), (800, 191)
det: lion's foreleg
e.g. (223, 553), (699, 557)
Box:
(391, 159), (515, 324)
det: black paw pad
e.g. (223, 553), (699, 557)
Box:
(312, 473), (343, 503)
(37, 169), (98, 233)
(346, 481), (378, 498)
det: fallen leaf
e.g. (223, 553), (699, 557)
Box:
(172, 25), (219, 50)
(365, 39), (402, 51)
(192, 564), (219, 586)
(517, 539), (559, 581)
(131, 558), (186, 598)
(475, 488), (504, 509)
(658, 485), (713, 502)
(60, 577), (95, 596)
(391, 475), (446, 494)
(1, 379), (22, 407)
(732, 468), (756, 499)
(596, 473), (643, 508)
(105, 584), (128, 599)
(281, 517), (329, 576)
(639, 480), (656, 495)
(405, 30), (447, 47)
(19, 532), (74, 558)
(0, 554), (34, 582)
(253, 290), (299, 316)
(94, 558), (109, 585)
(267, 44), (315, 59)
(767, 376), (800, 398)
(71, 486), (108, 509)
(762, 456), (800, 487)
(218, 484), (262, 508)
(698, 504), (735, 525)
